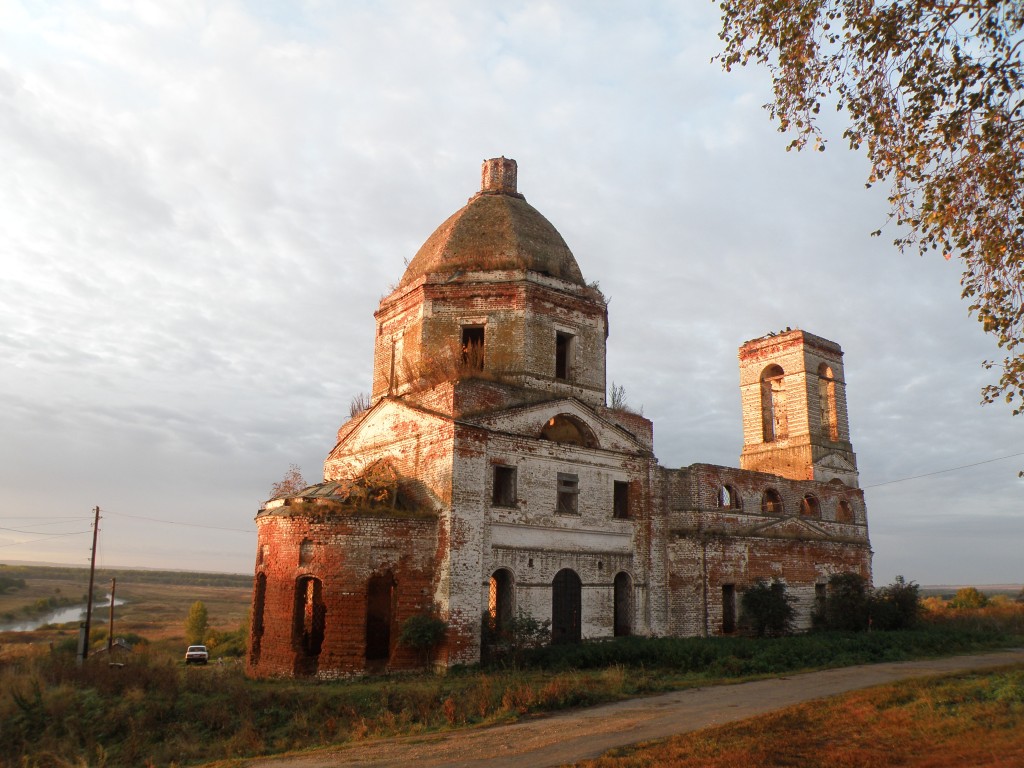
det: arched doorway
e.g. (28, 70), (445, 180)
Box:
(365, 571), (396, 662)
(613, 572), (632, 637)
(293, 576), (325, 675)
(489, 569), (514, 633)
(552, 569), (582, 644)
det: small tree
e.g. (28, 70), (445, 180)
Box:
(270, 464), (306, 498)
(349, 392), (371, 418)
(816, 572), (870, 632)
(738, 579), (795, 638)
(481, 610), (552, 666)
(869, 575), (921, 631)
(398, 612), (447, 666)
(185, 600), (208, 646)
(950, 586), (989, 610)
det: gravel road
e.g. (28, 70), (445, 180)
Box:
(238, 648), (1024, 768)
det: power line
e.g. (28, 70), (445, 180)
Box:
(103, 508), (252, 533)
(0, 530), (93, 547)
(865, 452), (1024, 489)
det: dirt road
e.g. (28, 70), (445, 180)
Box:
(240, 648), (1024, 768)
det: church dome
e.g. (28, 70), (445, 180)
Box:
(398, 158), (586, 288)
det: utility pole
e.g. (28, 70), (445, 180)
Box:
(77, 505), (100, 666)
(107, 577), (116, 652)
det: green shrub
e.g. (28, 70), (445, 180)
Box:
(815, 573), (870, 632)
(482, 610), (551, 667)
(399, 613), (448, 665)
(738, 579), (795, 638)
(870, 576), (921, 630)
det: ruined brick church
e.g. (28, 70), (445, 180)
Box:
(247, 157), (872, 678)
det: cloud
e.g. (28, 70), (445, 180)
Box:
(0, 1), (1017, 584)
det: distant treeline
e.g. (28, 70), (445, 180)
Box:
(0, 563), (251, 588)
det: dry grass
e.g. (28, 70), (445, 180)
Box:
(567, 666), (1024, 768)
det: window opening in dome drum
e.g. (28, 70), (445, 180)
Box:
(462, 326), (485, 370)
(555, 332), (574, 380)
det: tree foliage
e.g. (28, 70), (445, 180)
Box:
(719, 1), (1024, 414)
(184, 600), (208, 646)
(950, 585), (989, 609)
(739, 578), (795, 637)
(269, 463), (306, 499)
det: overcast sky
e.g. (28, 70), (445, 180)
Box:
(2, 1), (1020, 586)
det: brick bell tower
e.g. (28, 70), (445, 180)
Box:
(738, 329), (859, 487)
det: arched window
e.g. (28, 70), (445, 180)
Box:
(488, 569), (514, 633)
(540, 413), (600, 448)
(762, 488), (784, 514)
(551, 569), (582, 644)
(614, 572), (633, 637)
(718, 485), (741, 510)
(250, 572), (267, 665)
(836, 499), (854, 523)
(760, 365), (788, 442)
(818, 363), (838, 441)
(800, 494), (820, 518)
(366, 571), (396, 662)
(293, 576), (326, 666)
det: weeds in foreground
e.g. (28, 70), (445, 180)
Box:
(567, 667), (1024, 767)
(3, 617), (1023, 768)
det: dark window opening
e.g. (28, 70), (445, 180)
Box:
(462, 326), (485, 370)
(366, 571), (396, 662)
(555, 332), (573, 380)
(552, 568), (582, 644)
(492, 465), (517, 507)
(557, 472), (579, 514)
(250, 572), (267, 665)
(722, 584), (736, 634)
(762, 488), (784, 514)
(800, 494), (820, 517)
(837, 500), (854, 523)
(614, 572), (632, 637)
(718, 485), (741, 509)
(613, 480), (630, 519)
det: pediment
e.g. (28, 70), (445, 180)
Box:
(815, 452), (856, 472)
(329, 398), (452, 458)
(747, 516), (830, 540)
(465, 398), (646, 454)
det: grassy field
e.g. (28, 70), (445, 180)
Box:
(568, 667), (1024, 767)
(2, 566), (1023, 767)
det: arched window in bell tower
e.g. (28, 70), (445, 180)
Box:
(760, 364), (788, 442)
(818, 363), (838, 441)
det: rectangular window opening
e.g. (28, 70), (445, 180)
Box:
(555, 332), (573, 380)
(556, 472), (579, 514)
(613, 480), (630, 519)
(462, 326), (485, 370)
(492, 465), (517, 507)
(722, 584), (736, 634)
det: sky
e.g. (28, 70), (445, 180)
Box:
(1, 1), (1020, 586)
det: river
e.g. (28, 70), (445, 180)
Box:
(0, 596), (126, 632)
